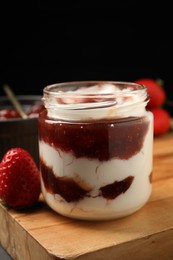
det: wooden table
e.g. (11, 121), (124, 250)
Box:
(1, 131), (173, 260)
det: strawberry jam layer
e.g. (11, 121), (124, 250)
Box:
(38, 110), (149, 161)
(40, 158), (134, 203)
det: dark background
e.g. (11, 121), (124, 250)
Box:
(1, 3), (173, 113)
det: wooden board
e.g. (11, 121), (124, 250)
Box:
(1, 130), (173, 260)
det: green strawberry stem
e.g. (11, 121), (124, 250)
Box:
(156, 78), (164, 87)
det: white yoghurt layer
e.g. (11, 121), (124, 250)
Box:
(39, 112), (153, 220)
(45, 83), (148, 121)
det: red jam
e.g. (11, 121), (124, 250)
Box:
(39, 110), (149, 161)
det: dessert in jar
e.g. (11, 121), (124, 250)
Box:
(38, 81), (153, 220)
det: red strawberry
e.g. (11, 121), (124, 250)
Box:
(151, 108), (171, 136)
(0, 148), (41, 208)
(0, 109), (21, 120)
(135, 78), (166, 108)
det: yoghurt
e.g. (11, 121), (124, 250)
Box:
(38, 81), (153, 220)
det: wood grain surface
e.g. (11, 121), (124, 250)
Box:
(0, 130), (173, 260)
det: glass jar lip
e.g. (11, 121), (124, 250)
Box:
(43, 81), (149, 112)
(42, 81), (149, 119)
(43, 81), (146, 97)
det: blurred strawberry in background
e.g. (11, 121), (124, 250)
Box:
(135, 78), (166, 109)
(150, 108), (171, 136)
(134, 78), (171, 136)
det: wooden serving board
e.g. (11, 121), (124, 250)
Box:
(1, 130), (173, 260)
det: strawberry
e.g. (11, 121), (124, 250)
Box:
(0, 148), (41, 208)
(151, 108), (171, 136)
(0, 109), (21, 119)
(134, 78), (166, 108)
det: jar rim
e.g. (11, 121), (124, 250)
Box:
(42, 81), (149, 120)
(42, 81), (149, 112)
(43, 81), (146, 97)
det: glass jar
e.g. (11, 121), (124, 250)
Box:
(38, 81), (153, 220)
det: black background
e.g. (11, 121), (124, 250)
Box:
(1, 3), (173, 113)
